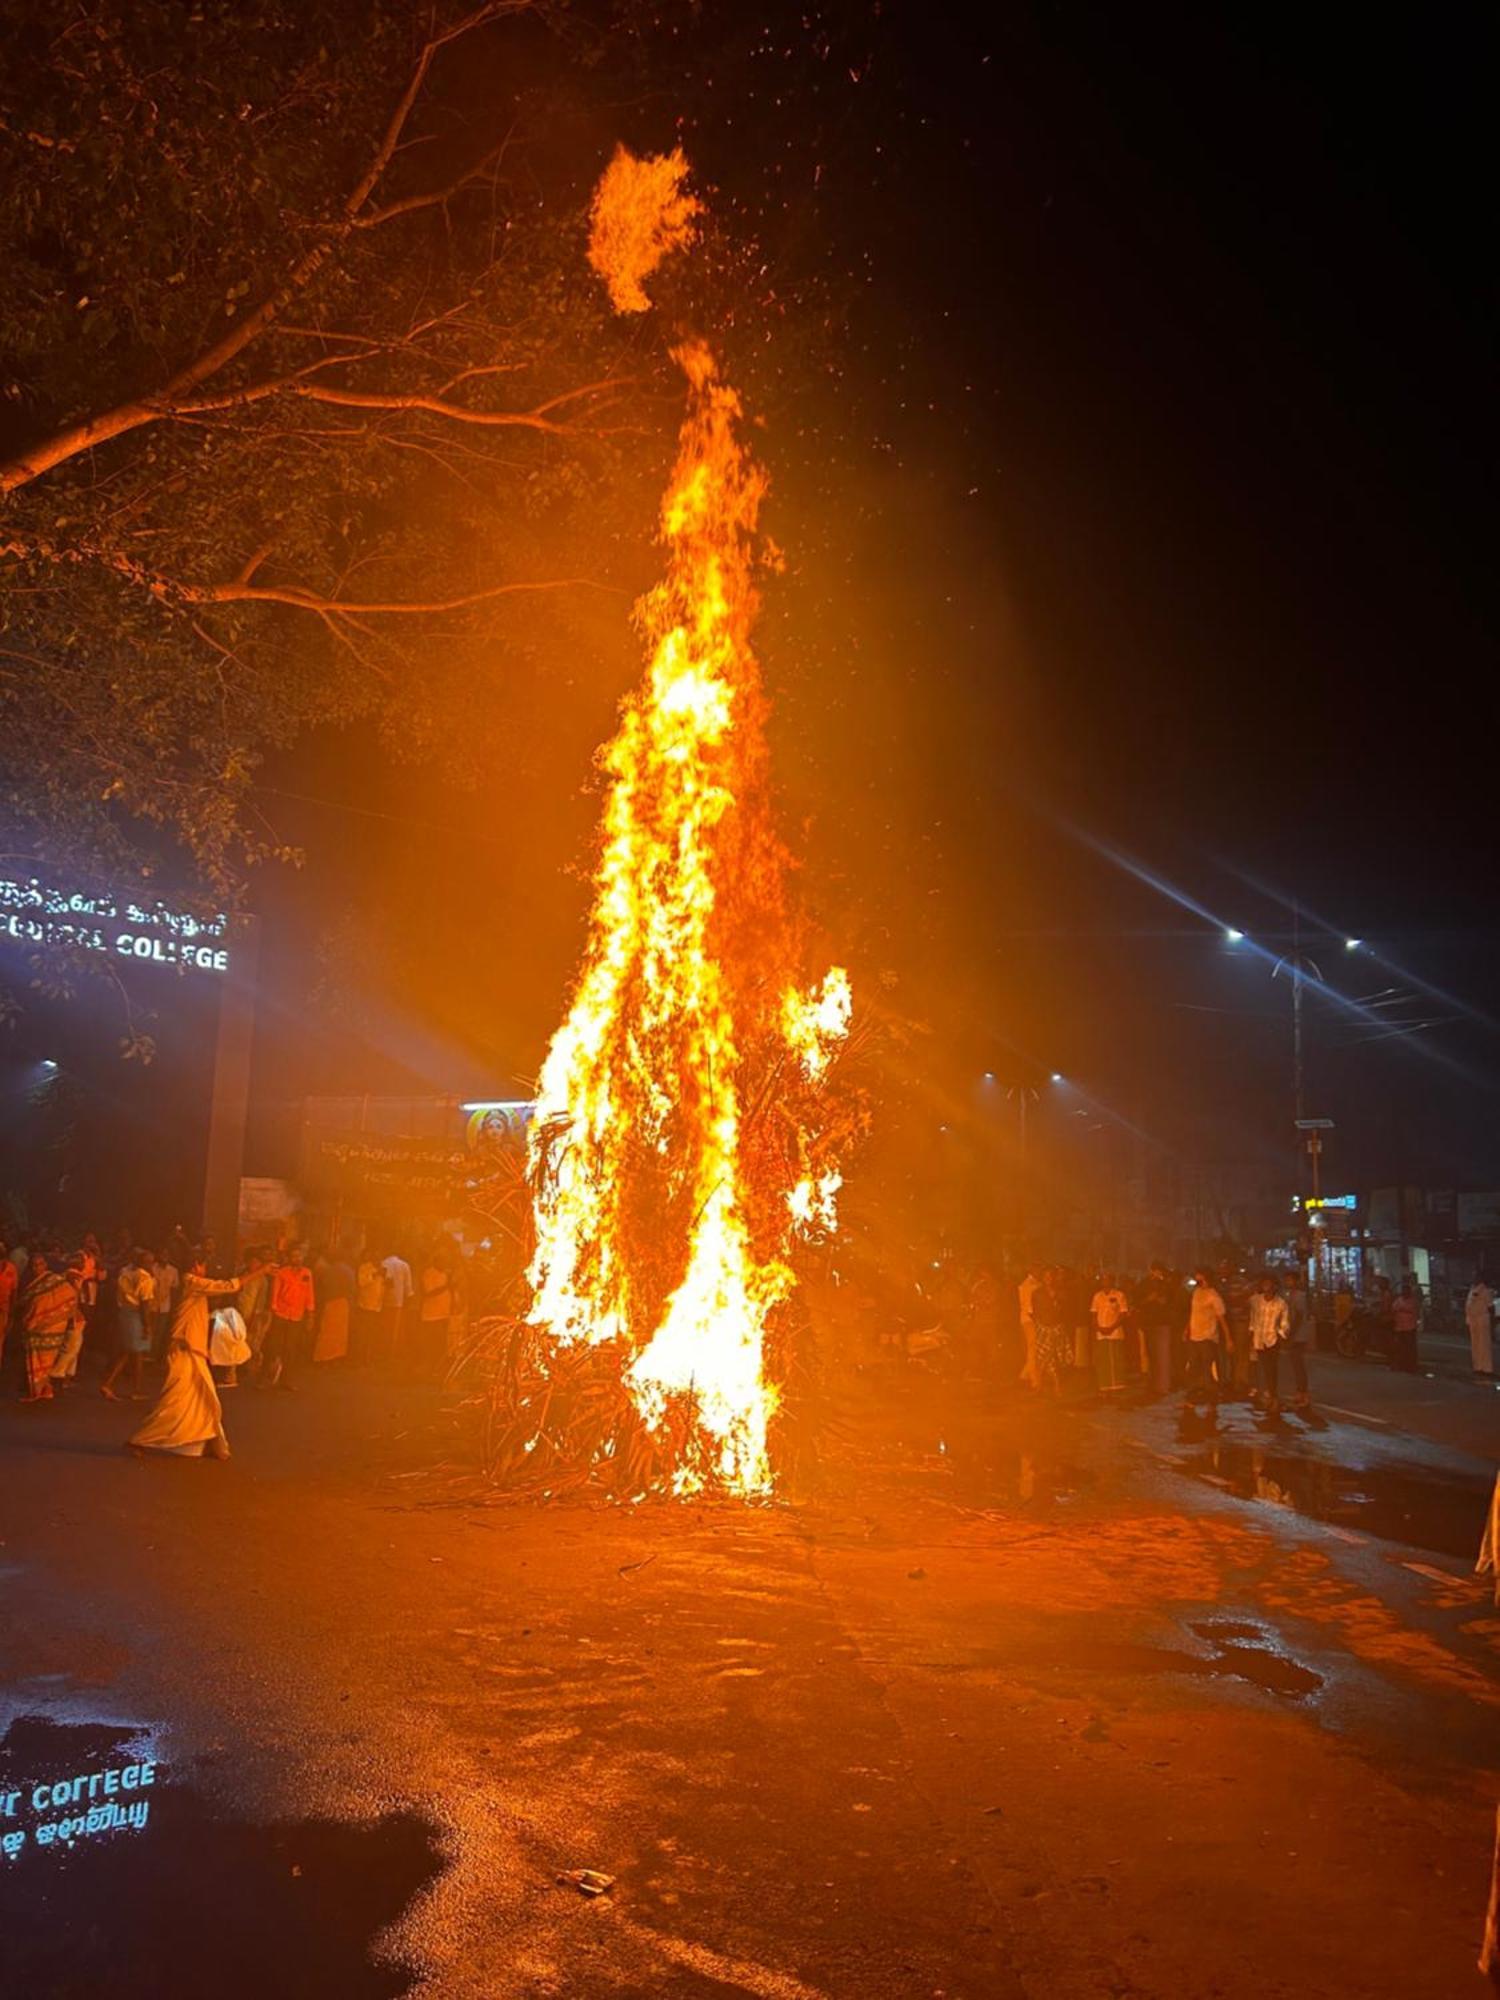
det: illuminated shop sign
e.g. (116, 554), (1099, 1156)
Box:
(1303, 1194), (1356, 1211)
(0, 876), (233, 975)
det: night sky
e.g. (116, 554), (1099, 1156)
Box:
(245, 4), (1495, 1191)
(10, 4), (1491, 1222)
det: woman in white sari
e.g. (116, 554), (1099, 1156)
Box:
(129, 1253), (242, 1460)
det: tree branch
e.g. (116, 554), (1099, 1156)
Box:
(1, 530), (614, 625)
(0, 1), (531, 496)
(351, 126), (518, 229)
(178, 575), (611, 616)
(167, 374), (630, 435)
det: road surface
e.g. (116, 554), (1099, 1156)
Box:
(1, 1346), (1495, 1997)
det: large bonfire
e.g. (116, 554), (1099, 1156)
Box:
(518, 147), (853, 1500)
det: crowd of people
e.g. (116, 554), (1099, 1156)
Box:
(907, 1255), (1451, 1417)
(0, 1227), (482, 1455)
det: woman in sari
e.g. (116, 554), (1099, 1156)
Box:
(128, 1250), (241, 1458)
(19, 1251), (79, 1403)
(311, 1246), (353, 1364)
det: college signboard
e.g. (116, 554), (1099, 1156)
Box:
(0, 875), (234, 975)
(300, 1130), (473, 1218)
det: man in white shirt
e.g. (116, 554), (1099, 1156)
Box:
(1090, 1272), (1130, 1391)
(382, 1249), (413, 1369)
(1184, 1268), (1228, 1410)
(1090, 1275), (1129, 1335)
(1248, 1274), (1290, 1415)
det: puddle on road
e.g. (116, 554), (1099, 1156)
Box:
(0, 1715), (441, 1998)
(969, 1616), (1323, 1700)
(1179, 1438), (1490, 1560)
(889, 1426), (1099, 1511)
(1053, 1623), (1323, 1700)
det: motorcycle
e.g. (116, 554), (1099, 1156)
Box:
(1332, 1303), (1392, 1361)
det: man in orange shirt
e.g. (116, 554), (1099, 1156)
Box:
(262, 1244), (316, 1392)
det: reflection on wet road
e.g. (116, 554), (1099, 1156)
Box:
(0, 1714), (442, 1998)
(1175, 1429), (1491, 1560)
(888, 1383), (1491, 1563)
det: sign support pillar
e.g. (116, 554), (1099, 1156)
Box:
(201, 914), (260, 1259)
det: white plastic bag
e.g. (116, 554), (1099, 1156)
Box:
(209, 1305), (251, 1368)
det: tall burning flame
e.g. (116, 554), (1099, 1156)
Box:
(526, 149), (851, 1497)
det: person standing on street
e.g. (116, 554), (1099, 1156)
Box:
(312, 1243), (353, 1364)
(50, 1251), (89, 1390)
(263, 1244), (316, 1392)
(1389, 1277), (1422, 1374)
(236, 1247), (272, 1379)
(1089, 1271), (1130, 1394)
(417, 1249), (454, 1381)
(382, 1246), (413, 1368)
(152, 1249), (179, 1361)
(1283, 1270), (1314, 1410)
(76, 1232), (103, 1357)
(17, 1250), (78, 1403)
(1016, 1264), (1041, 1390)
(0, 1242), (16, 1374)
(1135, 1260), (1179, 1398)
(1032, 1266), (1071, 1399)
(1249, 1274), (1291, 1417)
(354, 1250), (385, 1365)
(1465, 1274), (1494, 1379)
(1220, 1260), (1253, 1397)
(1184, 1268), (1228, 1412)
(101, 1249), (156, 1403)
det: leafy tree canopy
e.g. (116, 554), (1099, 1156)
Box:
(0, 0), (660, 898)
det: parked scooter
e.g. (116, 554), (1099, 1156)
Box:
(1333, 1302), (1393, 1361)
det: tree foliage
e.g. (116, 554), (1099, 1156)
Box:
(0, 0), (653, 894)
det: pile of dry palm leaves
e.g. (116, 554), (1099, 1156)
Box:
(445, 1012), (878, 1503)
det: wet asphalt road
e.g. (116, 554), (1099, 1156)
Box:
(0, 1350), (1495, 1999)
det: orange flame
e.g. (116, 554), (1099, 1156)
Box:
(527, 152), (849, 1497)
(587, 145), (702, 315)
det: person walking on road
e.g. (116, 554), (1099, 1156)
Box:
(263, 1245), (316, 1392)
(129, 1251), (243, 1459)
(1184, 1268), (1228, 1411)
(1249, 1274), (1291, 1417)
(101, 1249), (156, 1403)
(1465, 1274), (1494, 1379)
